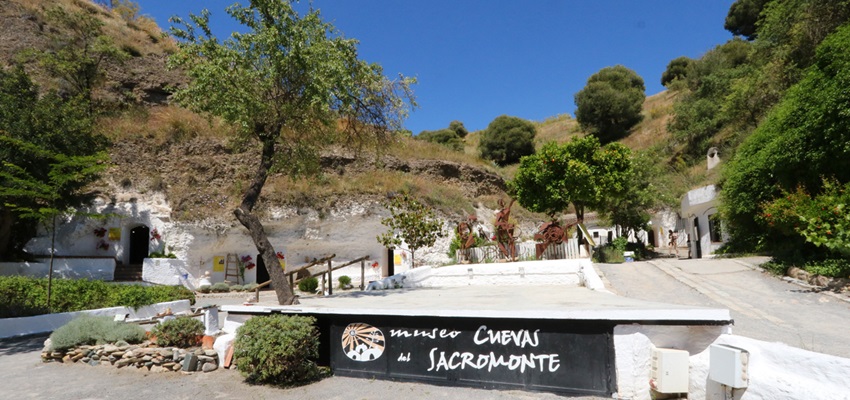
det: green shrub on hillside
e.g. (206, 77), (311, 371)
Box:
(151, 317), (204, 348)
(49, 315), (146, 351)
(478, 115), (536, 166)
(234, 315), (324, 385)
(337, 275), (351, 288)
(211, 282), (230, 293)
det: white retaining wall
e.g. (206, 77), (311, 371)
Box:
(613, 326), (850, 400)
(142, 258), (197, 289)
(0, 258), (115, 281)
(0, 299), (191, 339)
(400, 258), (590, 288)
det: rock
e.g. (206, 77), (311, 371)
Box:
(103, 344), (119, 353)
(62, 355), (73, 364)
(160, 350), (173, 359)
(150, 365), (167, 373)
(42, 338), (52, 352)
(814, 275), (831, 287)
(145, 362), (154, 368)
(151, 358), (162, 365)
(202, 363), (218, 373)
(92, 355), (100, 361)
(203, 349), (218, 357)
(172, 363), (182, 371)
(111, 351), (125, 358)
(181, 353), (198, 372)
(162, 362), (175, 368)
(88, 360), (100, 367)
(115, 341), (130, 349)
(115, 359), (132, 368)
(72, 353), (85, 362)
(81, 357), (91, 363)
(142, 355), (152, 362)
(197, 355), (215, 363)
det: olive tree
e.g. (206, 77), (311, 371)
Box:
(168, 0), (414, 305)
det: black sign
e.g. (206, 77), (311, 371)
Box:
(329, 315), (615, 396)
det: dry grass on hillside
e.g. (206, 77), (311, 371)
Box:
(621, 91), (678, 152)
(12, 0), (177, 57)
(98, 105), (235, 146)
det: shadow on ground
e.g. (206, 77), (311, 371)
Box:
(0, 333), (48, 356)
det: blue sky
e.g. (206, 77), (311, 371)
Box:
(135, 0), (736, 134)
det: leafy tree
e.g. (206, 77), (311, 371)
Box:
(416, 128), (463, 151)
(667, 39), (753, 159)
(574, 65), (645, 144)
(377, 194), (444, 268)
(448, 120), (469, 138)
(724, 0), (771, 40)
(510, 136), (632, 223)
(168, 1), (414, 305)
(661, 56), (692, 87)
(721, 23), (850, 252)
(0, 67), (108, 261)
(0, 136), (106, 311)
(478, 115), (536, 166)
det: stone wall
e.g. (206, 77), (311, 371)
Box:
(42, 341), (220, 373)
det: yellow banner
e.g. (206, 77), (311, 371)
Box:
(108, 228), (121, 241)
(213, 256), (224, 272)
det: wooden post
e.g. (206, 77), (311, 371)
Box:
(360, 260), (365, 290)
(321, 273), (325, 295)
(327, 259), (333, 295)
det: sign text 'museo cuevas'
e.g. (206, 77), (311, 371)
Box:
(329, 316), (615, 396)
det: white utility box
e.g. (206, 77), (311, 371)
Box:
(650, 348), (690, 393)
(709, 344), (749, 388)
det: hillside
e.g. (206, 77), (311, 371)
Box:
(1, 0), (693, 232)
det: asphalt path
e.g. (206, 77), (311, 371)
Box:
(596, 256), (850, 358)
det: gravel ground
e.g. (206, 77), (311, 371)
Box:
(0, 334), (609, 400)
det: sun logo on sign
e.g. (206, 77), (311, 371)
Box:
(342, 323), (385, 362)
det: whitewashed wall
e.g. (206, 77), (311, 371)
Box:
(0, 258), (115, 280)
(613, 326), (850, 400)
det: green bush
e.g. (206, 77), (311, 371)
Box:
(49, 315), (146, 351)
(151, 317), (204, 348)
(478, 115), (536, 166)
(230, 284), (244, 292)
(337, 275), (351, 288)
(242, 283), (259, 292)
(234, 315), (323, 385)
(197, 285), (211, 294)
(297, 276), (319, 293)
(0, 277), (195, 318)
(804, 259), (850, 278)
(211, 282), (231, 293)
(592, 246), (625, 264)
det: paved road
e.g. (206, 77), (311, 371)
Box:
(596, 257), (850, 358)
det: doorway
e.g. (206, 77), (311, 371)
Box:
(256, 253), (271, 287)
(128, 225), (150, 264)
(692, 217), (702, 259)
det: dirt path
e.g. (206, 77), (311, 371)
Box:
(0, 334), (607, 400)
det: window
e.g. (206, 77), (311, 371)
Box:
(709, 214), (723, 242)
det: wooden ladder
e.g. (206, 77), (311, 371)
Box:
(225, 253), (241, 284)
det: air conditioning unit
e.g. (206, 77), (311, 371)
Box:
(650, 348), (690, 393)
(709, 344), (749, 388)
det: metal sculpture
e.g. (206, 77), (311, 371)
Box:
(494, 198), (517, 261)
(455, 215), (478, 262)
(534, 220), (574, 259)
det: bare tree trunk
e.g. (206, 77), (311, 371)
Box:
(234, 137), (297, 305)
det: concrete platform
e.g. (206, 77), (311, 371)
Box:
(223, 285), (731, 323)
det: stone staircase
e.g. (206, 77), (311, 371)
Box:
(113, 263), (143, 281)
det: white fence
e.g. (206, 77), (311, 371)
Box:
(456, 239), (581, 263)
